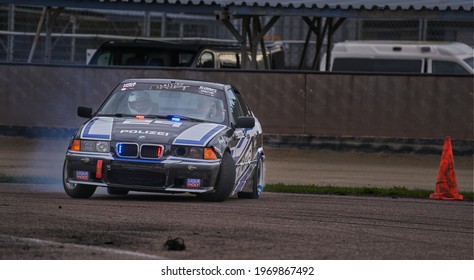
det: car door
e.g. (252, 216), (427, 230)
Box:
(225, 87), (257, 185)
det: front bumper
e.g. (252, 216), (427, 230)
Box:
(64, 151), (221, 193)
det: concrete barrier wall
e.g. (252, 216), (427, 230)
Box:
(305, 74), (473, 139)
(0, 64), (472, 140)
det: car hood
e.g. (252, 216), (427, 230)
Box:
(79, 116), (227, 147)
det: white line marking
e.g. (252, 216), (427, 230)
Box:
(0, 234), (167, 259)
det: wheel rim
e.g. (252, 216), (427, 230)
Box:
(255, 158), (265, 196)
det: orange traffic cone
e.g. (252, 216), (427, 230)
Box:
(429, 136), (463, 200)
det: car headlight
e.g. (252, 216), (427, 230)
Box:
(171, 146), (217, 160)
(95, 141), (110, 153)
(71, 140), (110, 153)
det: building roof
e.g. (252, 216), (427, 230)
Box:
(217, 0), (473, 10)
(0, 0), (472, 19)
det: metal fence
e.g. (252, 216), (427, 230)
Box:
(1, 4), (473, 68)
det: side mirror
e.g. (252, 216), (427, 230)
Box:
(77, 106), (93, 118)
(235, 116), (255, 129)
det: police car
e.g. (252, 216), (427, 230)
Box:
(63, 78), (265, 202)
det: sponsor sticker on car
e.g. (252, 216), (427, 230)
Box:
(75, 171), (89, 181)
(186, 178), (201, 188)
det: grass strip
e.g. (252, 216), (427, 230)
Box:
(265, 183), (474, 200)
(1, 173), (472, 200)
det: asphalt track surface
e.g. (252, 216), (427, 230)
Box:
(0, 136), (472, 259)
(0, 183), (472, 260)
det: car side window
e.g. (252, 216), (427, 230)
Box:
(95, 51), (112, 65)
(197, 52), (214, 68)
(432, 60), (469, 74)
(235, 91), (250, 116)
(226, 88), (245, 123)
(332, 58), (423, 73)
(219, 53), (240, 68)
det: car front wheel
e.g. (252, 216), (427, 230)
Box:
(62, 159), (96, 198)
(197, 152), (235, 202)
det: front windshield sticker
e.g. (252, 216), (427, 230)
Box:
(149, 83), (190, 91)
(121, 82), (136, 91)
(198, 86), (217, 96)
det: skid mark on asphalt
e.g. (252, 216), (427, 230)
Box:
(0, 234), (166, 259)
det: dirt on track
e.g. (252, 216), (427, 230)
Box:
(0, 184), (473, 260)
(0, 135), (473, 260)
(0, 135), (472, 192)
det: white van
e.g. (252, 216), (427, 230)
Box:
(321, 41), (474, 75)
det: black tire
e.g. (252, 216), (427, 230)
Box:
(62, 159), (96, 198)
(238, 156), (264, 199)
(107, 187), (129, 195)
(197, 152), (236, 202)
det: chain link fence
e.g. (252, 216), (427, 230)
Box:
(1, 4), (472, 69)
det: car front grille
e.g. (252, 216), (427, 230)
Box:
(116, 143), (138, 157)
(108, 169), (166, 187)
(141, 144), (163, 159)
(116, 143), (163, 159)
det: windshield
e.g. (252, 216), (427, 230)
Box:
(97, 82), (227, 124)
(464, 57), (474, 70)
(90, 46), (197, 67)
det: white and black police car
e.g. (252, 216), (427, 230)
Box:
(63, 79), (265, 202)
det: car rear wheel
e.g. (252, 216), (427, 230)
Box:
(62, 159), (97, 198)
(107, 187), (129, 195)
(238, 156), (264, 199)
(197, 152), (235, 202)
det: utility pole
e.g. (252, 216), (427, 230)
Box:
(7, 4), (14, 62)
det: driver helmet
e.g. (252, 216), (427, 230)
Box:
(128, 91), (153, 114)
